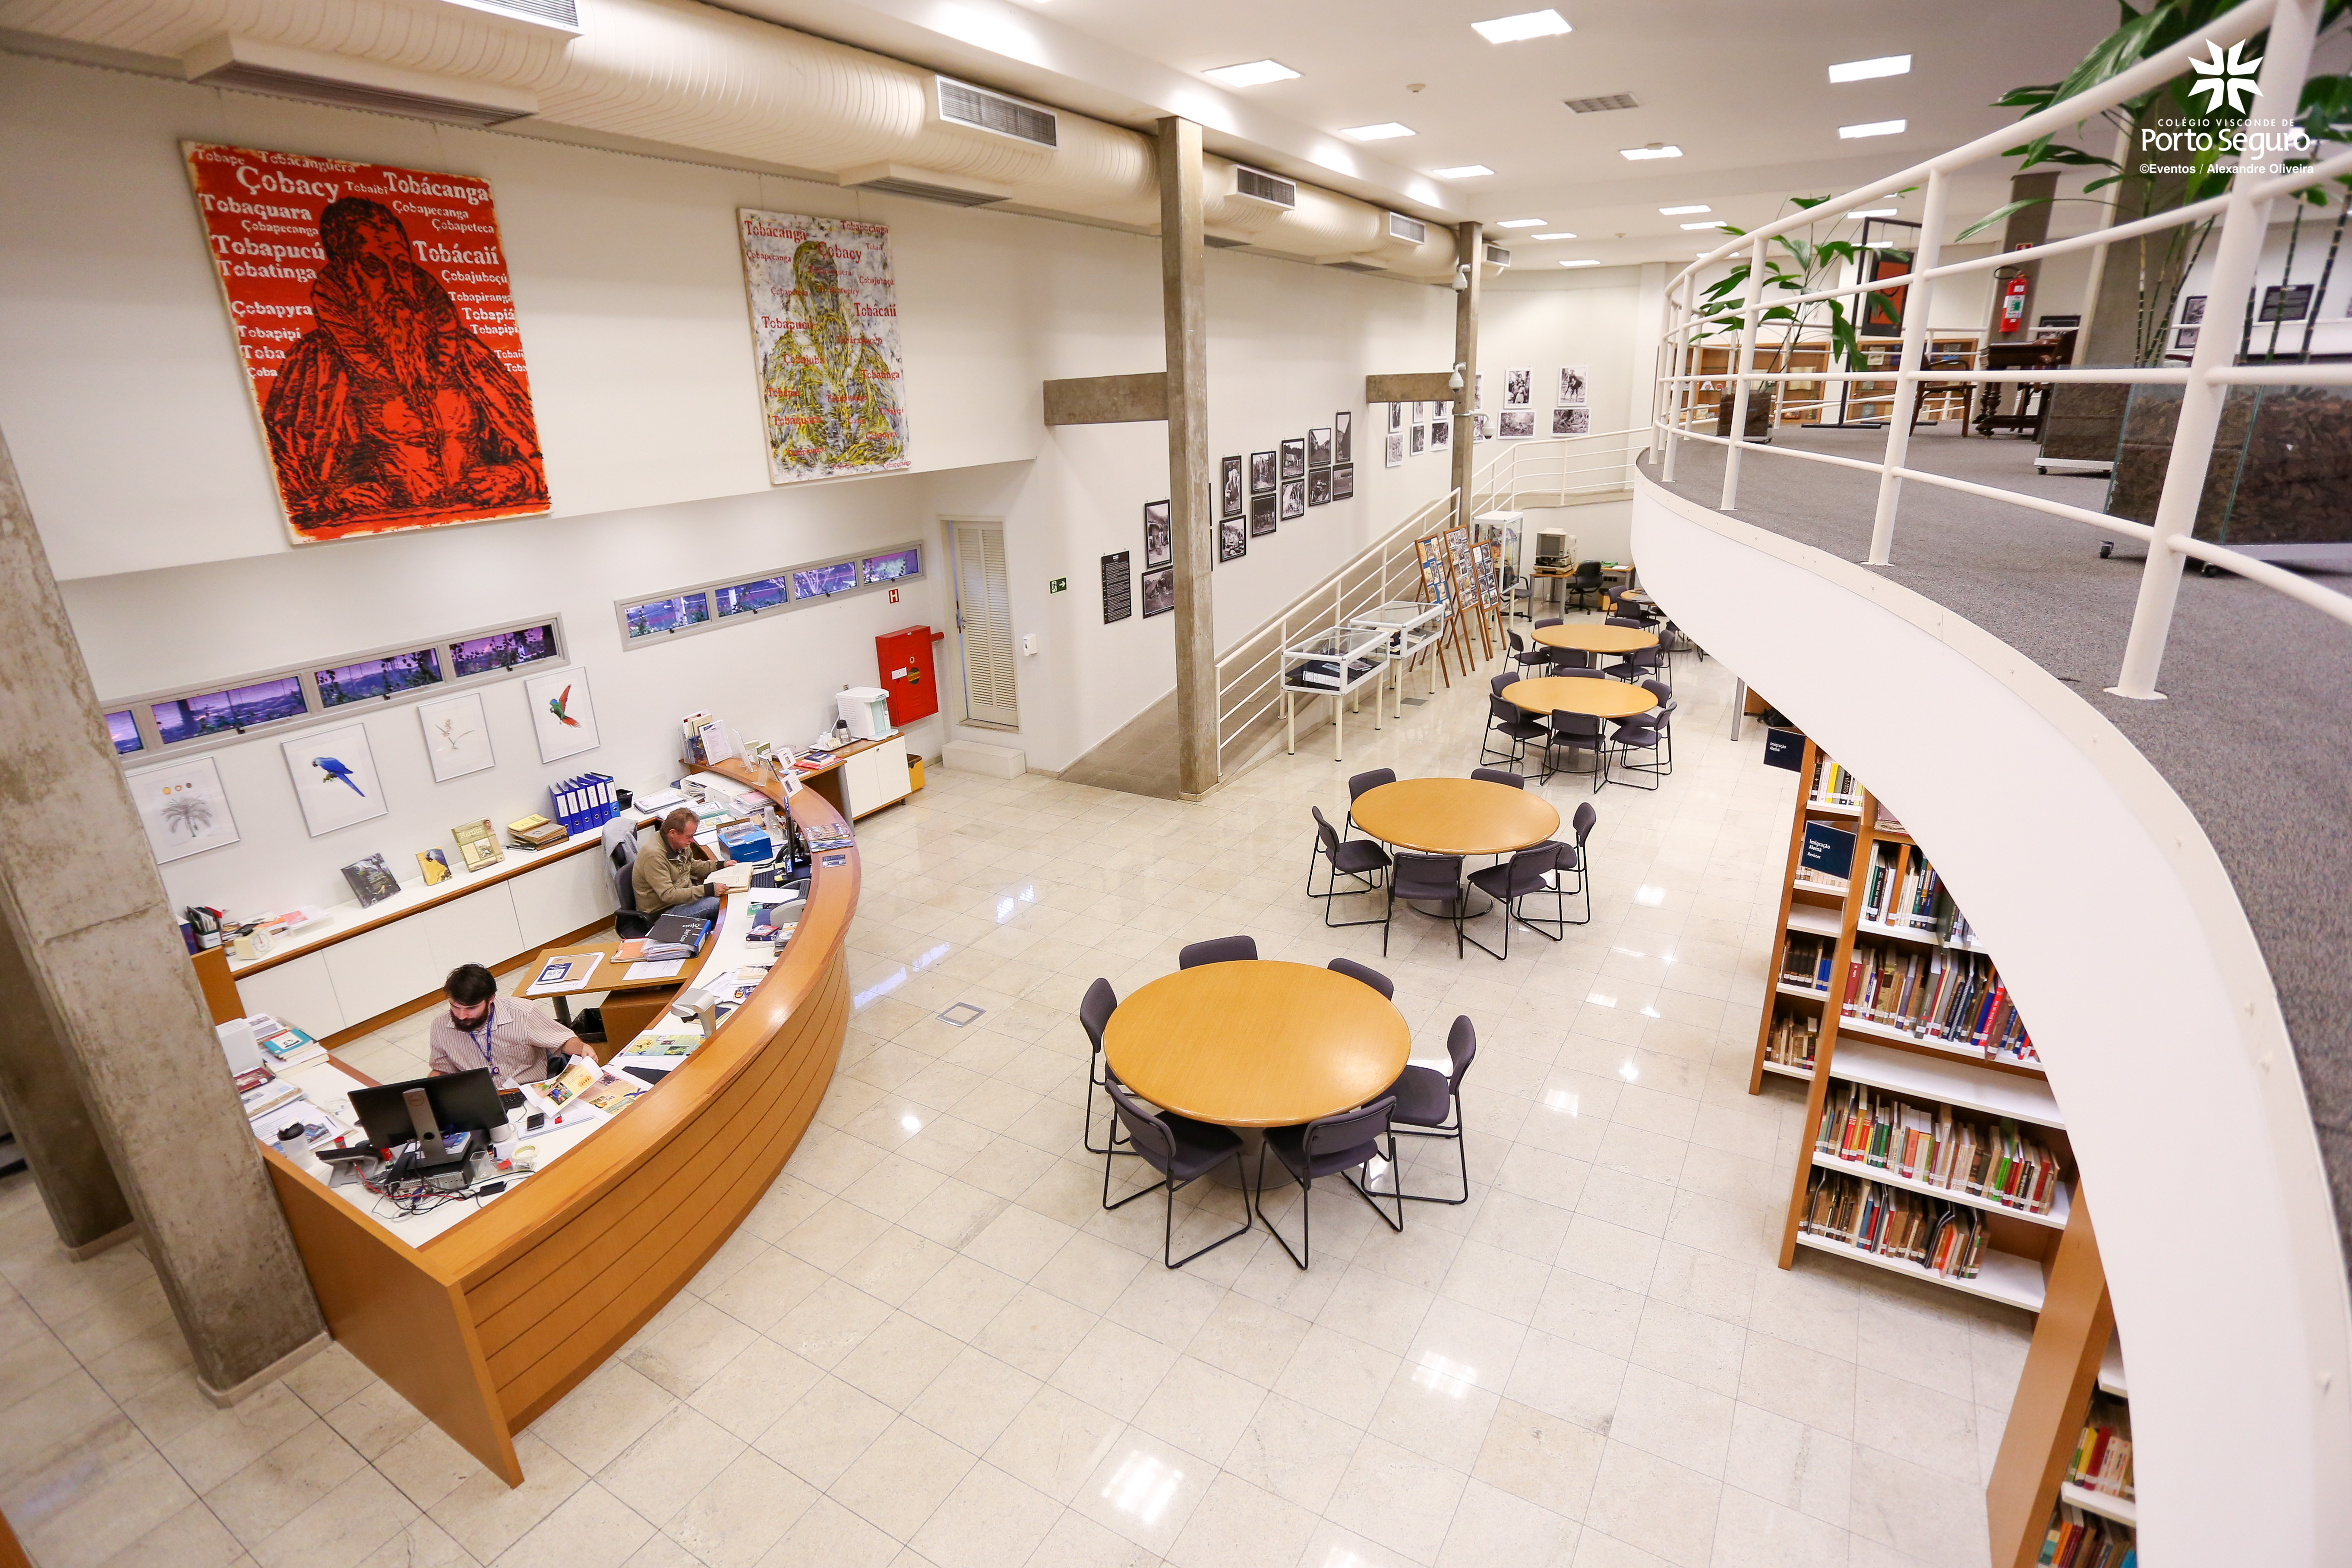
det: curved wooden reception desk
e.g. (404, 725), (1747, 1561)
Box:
(259, 761), (855, 1486)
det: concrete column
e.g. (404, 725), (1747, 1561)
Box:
(1449, 222), (1483, 523)
(1157, 116), (1215, 800)
(0, 903), (136, 1255)
(0, 427), (325, 1399)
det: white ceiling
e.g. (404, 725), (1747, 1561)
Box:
(747, 0), (2122, 266)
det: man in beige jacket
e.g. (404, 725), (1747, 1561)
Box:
(631, 806), (729, 922)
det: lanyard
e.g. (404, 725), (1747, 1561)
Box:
(467, 1000), (497, 1075)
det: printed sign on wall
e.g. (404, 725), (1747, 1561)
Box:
(182, 143), (548, 545)
(739, 210), (911, 484)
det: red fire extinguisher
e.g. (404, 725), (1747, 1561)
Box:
(1998, 272), (2029, 334)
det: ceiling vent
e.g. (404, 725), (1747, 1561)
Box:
(1203, 234), (1252, 249)
(937, 77), (1058, 148)
(1484, 243), (1513, 268)
(1234, 166), (1298, 209)
(1564, 93), (1641, 114)
(857, 177), (1005, 207)
(181, 36), (538, 126)
(1327, 260), (1386, 273)
(1386, 212), (1427, 244)
(435, 0), (581, 34)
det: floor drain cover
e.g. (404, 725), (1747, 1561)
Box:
(938, 1002), (986, 1027)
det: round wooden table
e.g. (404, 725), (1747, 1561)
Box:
(1502, 676), (1659, 720)
(1104, 961), (1412, 1128)
(1350, 777), (1561, 857)
(1533, 623), (1656, 656)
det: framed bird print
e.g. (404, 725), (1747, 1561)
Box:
(524, 665), (600, 763)
(416, 691), (495, 783)
(126, 753), (240, 866)
(281, 720), (388, 838)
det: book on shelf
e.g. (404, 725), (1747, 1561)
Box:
(2036, 1502), (2134, 1568)
(1815, 1082), (2062, 1215)
(1808, 754), (1861, 808)
(1779, 934), (1836, 993)
(1841, 941), (2039, 1065)
(2068, 1398), (2134, 1502)
(1765, 1009), (1820, 1070)
(1799, 1168), (1990, 1280)
(508, 814), (569, 851)
(453, 818), (503, 872)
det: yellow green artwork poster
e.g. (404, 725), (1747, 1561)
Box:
(737, 210), (910, 483)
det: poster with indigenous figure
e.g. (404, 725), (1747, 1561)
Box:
(182, 144), (548, 545)
(739, 211), (909, 483)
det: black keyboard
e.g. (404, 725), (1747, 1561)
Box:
(498, 1088), (526, 1112)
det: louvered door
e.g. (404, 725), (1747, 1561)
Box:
(950, 521), (1020, 727)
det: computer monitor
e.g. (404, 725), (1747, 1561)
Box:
(348, 1067), (508, 1167)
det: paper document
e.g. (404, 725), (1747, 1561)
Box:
(710, 864), (755, 891)
(625, 959), (686, 982)
(529, 953), (602, 994)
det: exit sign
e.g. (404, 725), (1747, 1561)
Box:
(1048, 577), (1067, 594)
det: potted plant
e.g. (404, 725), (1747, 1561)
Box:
(1690, 197), (1890, 440)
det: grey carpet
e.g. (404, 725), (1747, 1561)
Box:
(1646, 424), (2352, 1281)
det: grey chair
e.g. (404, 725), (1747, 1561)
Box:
(1540, 709), (1605, 787)
(1345, 768), (1395, 839)
(1566, 561), (1604, 609)
(1482, 695), (1547, 769)
(1102, 1078), (1253, 1269)
(1635, 679), (1677, 772)
(603, 818), (656, 941)
(1543, 802), (1600, 928)
(1326, 956), (1394, 999)
(1604, 716), (1667, 790)
(1379, 1016), (1479, 1204)
(1490, 672), (1518, 697)
(1179, 935), (1258, 968)
(1307, 807), (1391, 928)
(1256, 1096), (1403, 1268)
(1470, 767), (1525, 789)
(1385, 854), (1468, 958)
(1464, 842), (1566, 959)
(1543, 644), (1596, 674)
(1078, 978), (1136, 1159)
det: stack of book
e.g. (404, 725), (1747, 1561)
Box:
(1765, 1010), (1821, 1071)
(1799, 1169), (1989, 1280)
(1841, 942), (2039, 1064)
(1814, 1083), (2062, 1215)
(507, 815), (569, 851)
(1779, 934), (1835, 994)
(1861, 841), (1947, 932)
(2036, 1504), (2132, 1568)
(1809, 754), (1861, 808)
(246, 1014), (328, 1070)
(2068, 1406), (2134, 1502)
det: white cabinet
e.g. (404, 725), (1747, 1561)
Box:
(510, 850), (614, 948)
(235, 950), (345, 1038)
(324, 919), (437, 1029)
(419, 883), (522, 978)
(841, 735), (912, 819)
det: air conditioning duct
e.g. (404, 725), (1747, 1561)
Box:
(1484, 243), (1512, 268)
(838, 162), (1009, 206)
(1563, 92), (1639, 113)
(1386, 212), (1427, 244)
(1203, 234), (1252, 249)
(1326, 260), (1385, 273)
(433, 0), (581, 36)
(180, 35), (539, 126)
(936, 76), (1058, 148)
(1233, 166), (1298, 209)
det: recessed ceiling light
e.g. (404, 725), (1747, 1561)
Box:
(1560, 259), (1601, 268)
(1531, 231), (1577, 240)
(1621, 144), (1683, 160)
(1839, 120), (1907, 139)
(1495, 218), (1548, 229)
(1472, 9), (1572, 43)
(1659, 204), (1711, 215)
(1851, 208), (1897, 218)
(1342, 122), (1416, 141)
(1202, 60), (1301, 88)
(1679, 220), (1727, 230)
(1433, 164), (1495, 179)
(1829, 54), (1912, 83)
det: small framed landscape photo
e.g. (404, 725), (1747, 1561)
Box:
(1144, 499), (1172, 569)
(1550, 407), (1590, 436)
(1250, 491), (1279, 536)
(1410, 423), (1427, 455)
(1332, 464), (1355, 499)
(1221, 513), (1247, 562)
(1280, 438), (1306, 480)
(1221, 455), (1244, 517)
(1500, 409), (1536, 438)
(1308, 468), (1332, 507)
(1335, 412), (1353, 464)
(1388, 402), (1404, 432)
(1280, 478), (1305, 520)
(1431, 416), (1452, 450)
(1308, 427), (1333, 469)
(1140, 565), (1175, 618)
(1251, 450), (1277, 493)
(1385, 432), (1404, 467)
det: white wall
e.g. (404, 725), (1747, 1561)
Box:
(5, 50), (1459, 912)
(1477, 266), (1647, 445)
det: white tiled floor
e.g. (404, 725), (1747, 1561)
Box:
(0, 619), (2033, 1568)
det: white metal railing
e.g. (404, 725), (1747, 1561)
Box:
(1210, 425), (1645, 770)
(1652, 0), (2352, 699)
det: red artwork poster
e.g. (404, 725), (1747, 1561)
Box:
(183, 142), (549, 544)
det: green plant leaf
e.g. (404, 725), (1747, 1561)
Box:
(1954, 196), (2053, 243)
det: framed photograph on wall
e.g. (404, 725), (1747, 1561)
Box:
(1499, 409), (1536, 439)
(1335, 412), (1353, 464)
(1220, 455), (1244, 518)
(1385, 432), (1404, 467)
(1308, 468), (1332, 507)
(1280, 478), (1305, 520)
(1556, 365), (1590, 407)
(1475, 372), (1485, 410)
(1505, 368), (1532, 407)
(1250, 492), (1278, 536)
(281, 720), (388, 839)
(1250, 450), (1277, 494)
(1140, 565), (1174, 618)
(1430, 416), (1452, 450)
(1550, 407), (1591, 436)
(1410, 423), (1427, 455)
(126, 753), (240, 866)
(1143, 499), (1172, 569)
(1220, 513), (1248, 562)
(524, 665), (601, 764)
(1280, 438), (1305, 480)
(1388, 402), (1404, 432)
(1332, 464), (1355, 500)
(1307, 427), (1333, 468)
(416, 690), (494, 784)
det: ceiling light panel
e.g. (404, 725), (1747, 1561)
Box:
(1342, 122), (1415, 140)
(1620, 145), (1683, 160)
(1839, 120), (1907, 139)
(1531, 231), (1577, 240)
(1433, 164), (1494, 178)
(1472, 9), (1572, 43)
(1202, 60), (1300, 87)
(1560, 259), (1600, 268)
(1563, 93), (1639, 114)
(1828, 54), (1912, 82)
(1496, 218), (1547, 228)
(1679, 220), (1727, 229)
(1658, 204), (1710, 215)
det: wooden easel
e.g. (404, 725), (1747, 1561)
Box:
(1415, 530), (1478, 679)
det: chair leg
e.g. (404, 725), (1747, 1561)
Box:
(1339, 1133), (1408, 1231)
(1391, 1110), (1471, 1205)
(1162, 1153), (1255, 1269)
(1104, 1144), (1170, 1212)
(1084, 1052), (1137, 1158)
(1255, 1144), (1315, 1270)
